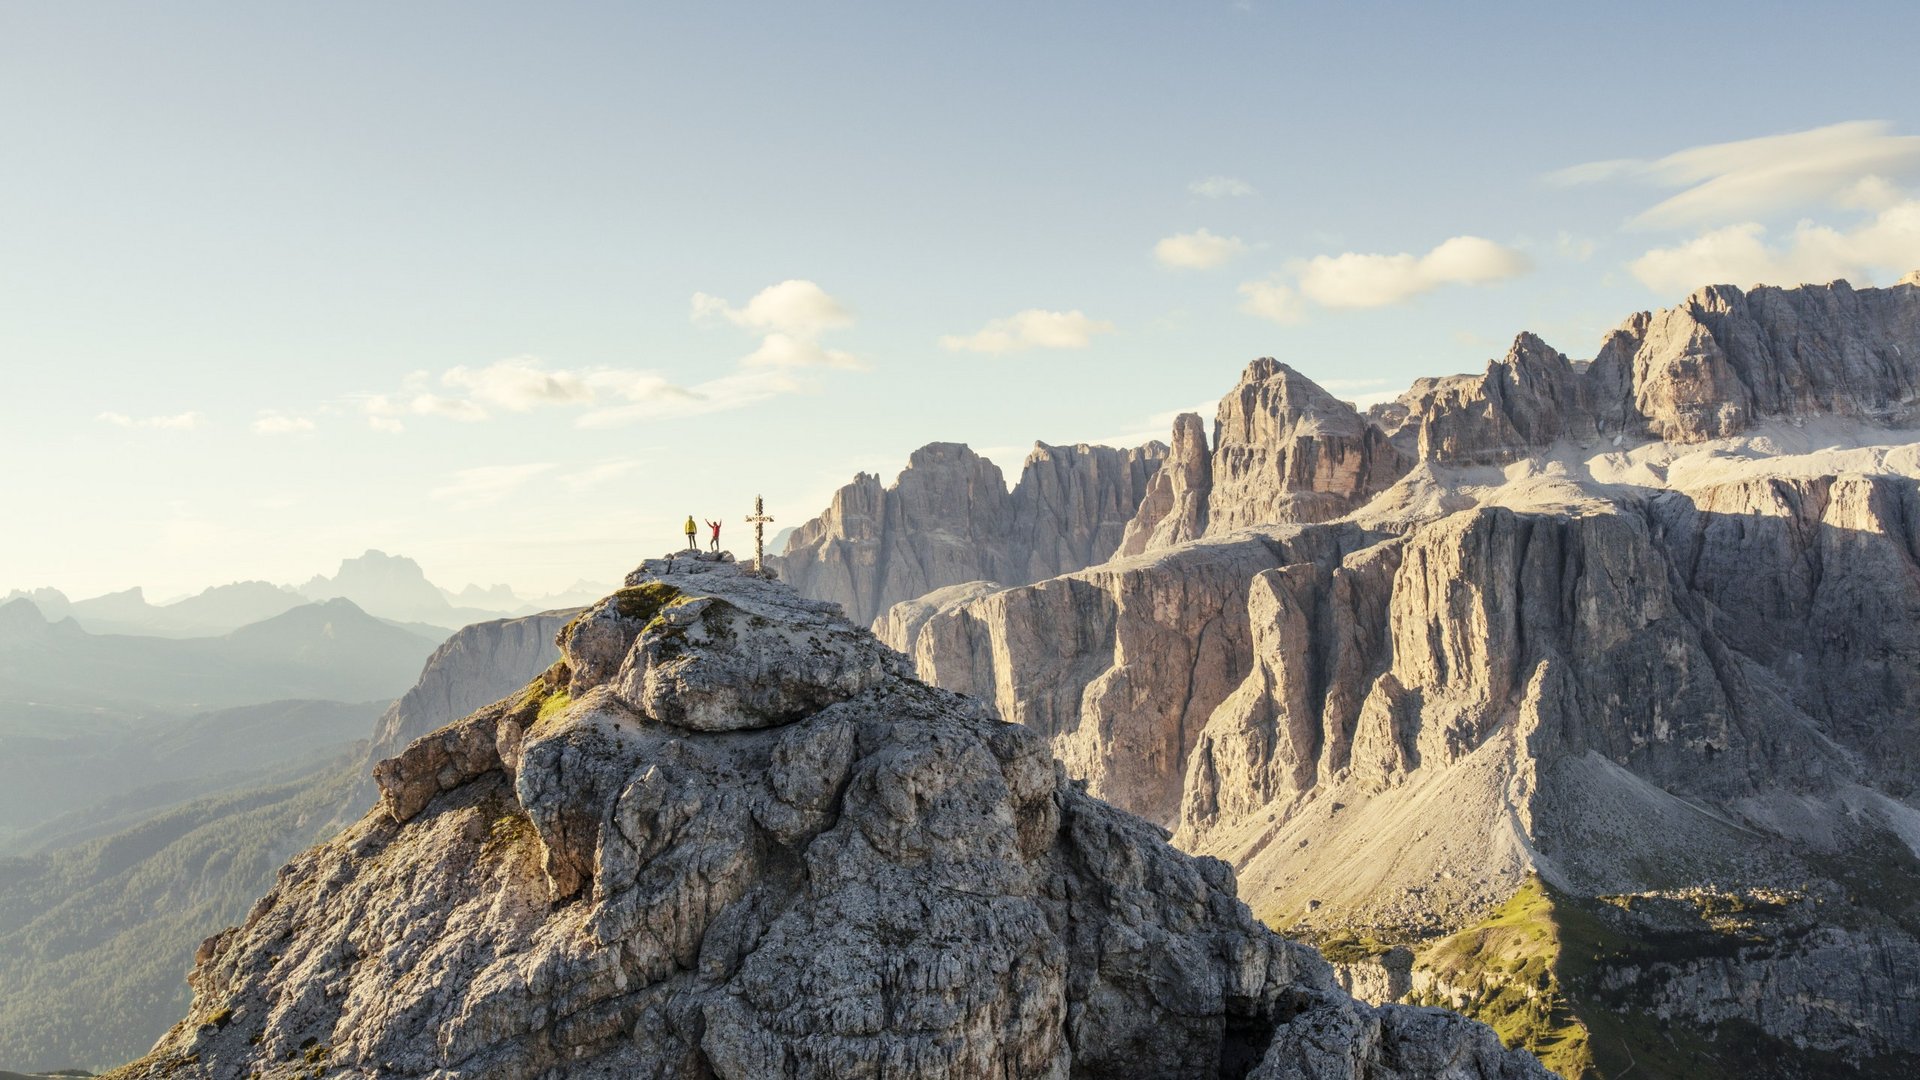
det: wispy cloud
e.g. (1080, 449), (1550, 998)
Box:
(97, 411), (202, 430)
(575, 369), (799, 428)
(430, 463), (556, 509)
(1549, 120), (1920, 228)
(1154, 228), (1248, 269)
(1554, 122), (1920, 293)
(251, 411), (315, 435)
(442, 356), (595, 411)
(353, 281), (860, 432)
(939, 309), (1114, 354)
(560, 458), (651, 494)
(1189, 175), (1255, 198)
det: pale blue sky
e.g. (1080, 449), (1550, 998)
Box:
(5, 2), (1917, 598)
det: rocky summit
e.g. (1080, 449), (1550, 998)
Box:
(108, 556), (1546, 1080)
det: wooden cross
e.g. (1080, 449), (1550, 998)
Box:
(745, 495), (774, 576)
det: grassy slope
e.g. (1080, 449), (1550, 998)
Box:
(1332, 874), (1920, 1080)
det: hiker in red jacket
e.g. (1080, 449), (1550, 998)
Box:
(706, 519), (722, 552)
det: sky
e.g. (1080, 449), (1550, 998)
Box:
(4, 1), (1918, 599)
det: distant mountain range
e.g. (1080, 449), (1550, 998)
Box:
(0, 596), (443, 715)
(7, 550), (612, 637)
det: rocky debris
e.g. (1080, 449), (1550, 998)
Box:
(774, 440), (1165, 627)
(110, 558), (1547, 1080)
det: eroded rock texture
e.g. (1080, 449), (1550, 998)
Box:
(1117, 277), (1920, 558)
(111, 558), (1546, 1080)
(774, 440), (1165, 627)
(876, 276), (1920, 1070)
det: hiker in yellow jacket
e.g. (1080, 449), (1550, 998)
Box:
(684, 515), (697, 552)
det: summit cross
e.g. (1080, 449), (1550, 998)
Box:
(745, 495), (774, 576)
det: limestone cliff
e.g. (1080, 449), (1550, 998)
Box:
(774, 440), (1165, 627)
(110, 559), (1546, 1080)
(1116, 277), (1920, 559)
(876, 276), (1920, 1076)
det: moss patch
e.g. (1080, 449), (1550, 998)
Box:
(612, 582), (683, 624)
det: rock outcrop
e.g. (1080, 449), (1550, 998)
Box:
(775, 440), (1165, 627)
(112, 559), (1547, 1080)
(1120, 364), (1406, 557)
(1115, 277), (1920, 559)
(365, 608), (581, 765)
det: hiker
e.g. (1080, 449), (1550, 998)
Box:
(706, 519), (722, 552)
(684, 515), (697, 552)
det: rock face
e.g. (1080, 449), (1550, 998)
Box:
(774, 440), (1165, 627)
(869, 278), (1920, 1072)
(366, 608), (581, 764)
(1117, 277), (1920, 558)
(899, 529), (1373, 826)
(1121, 364), (1405, 556)
(113, 559), (1548, 1080)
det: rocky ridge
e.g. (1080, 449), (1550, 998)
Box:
(112, 556), (1548, 1080)
(774, 439), (1166, 628)
(868, 275), (1920, 1077)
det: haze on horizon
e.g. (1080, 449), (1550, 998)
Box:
(4, 1), (1918, 599)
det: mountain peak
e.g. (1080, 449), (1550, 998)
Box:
(118, 554), (1548, 1079)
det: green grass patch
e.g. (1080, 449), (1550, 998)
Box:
(613, 583), (682, 624)
(1306, 929), (1395, 964)
(1412, 876), (1595, 1079)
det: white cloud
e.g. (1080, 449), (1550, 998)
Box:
(1154, 228), (1248, 269)
(97, 411), (202, 430)
(358, 395), (406, 432)
(1237, 277), (1306, 324)
(1628, 201), (1920, 294)
(1189, 175), (1255, 198)
(350, 281), (860, 433)
(409, 394), (489, 422)
(574, 370), (801, 428)
(1296, 235), (1531, 308)
(251, 411), (315, 435)
(939, 309), (1115, 354)
(740, 332), (864, 370)
(1548, 120), (1920, 228)
(691, 280), (853, 338)
(691, 279), (862, 373)
(442, 356), (594, 411)
(430, 463), (556, 509)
